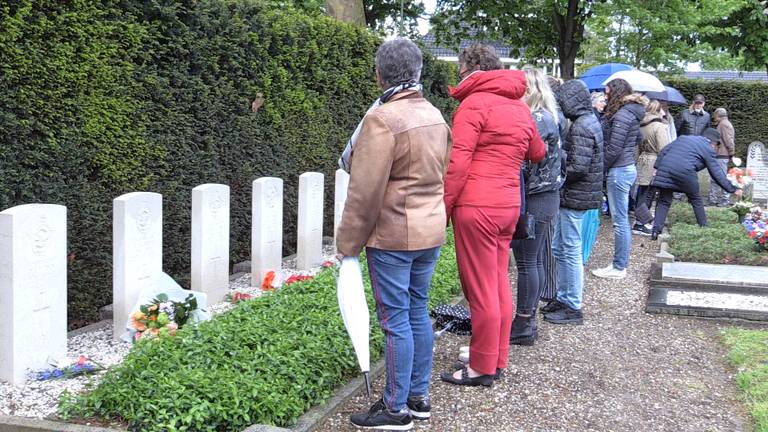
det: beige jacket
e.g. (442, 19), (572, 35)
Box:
(637, 112), (669, 186)
(715, 117), (735, 158)
(336, 91), (452, 257)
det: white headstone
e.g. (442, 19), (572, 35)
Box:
(297, 172), (324, 270)
(252, 178), (283, 287)
(747, 141), (768, 202)
(334, 169), (350, 247)
(0, 204), (67, 384)
(113, 192), (162, 340)
(191, 184), (230, 303)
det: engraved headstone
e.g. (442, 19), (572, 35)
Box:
(252, 178), (284, 287)
(113, 192), (162, 340)
(747, 141), (768, 202)
(297, 172), (324, 270)
(0, 204), (67, 384)
(192, 184), (230, 303)
(334, 169), (350, 247)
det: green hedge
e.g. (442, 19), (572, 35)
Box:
(58, 231), (461, 431)
(665, 77), (768, 159)
(0, 0), (456, 328)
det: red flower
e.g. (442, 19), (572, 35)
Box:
(322, 261), (334, 268)
(77, 355), (87, 366)
(262, 271), (276, 290)
(231, 292), (253, 304)
(284, 274), (312, 285)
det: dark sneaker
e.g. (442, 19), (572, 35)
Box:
(543, 306), (584, 325)
(632, 223), (653, 236)
(651, 230), (659, 241)
(540, 300), (567, 314)
(350, 399), (413, 430)
(406, 395), (430, 421)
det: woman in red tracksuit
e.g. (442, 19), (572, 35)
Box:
(441, 44), (545, 386)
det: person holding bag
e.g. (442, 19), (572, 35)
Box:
(510, 67), (564, 346)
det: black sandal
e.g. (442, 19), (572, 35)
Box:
(451, 362), (503, 381)
(440, 365), (494, 387)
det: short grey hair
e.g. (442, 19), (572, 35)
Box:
(375, 38), (423, 88)
(714, 107), (728, 118)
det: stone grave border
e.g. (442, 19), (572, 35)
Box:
(0, 260), (464, 432)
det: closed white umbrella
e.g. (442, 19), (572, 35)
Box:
(602, 70), (665, 93)
(336, 256), (372, 397)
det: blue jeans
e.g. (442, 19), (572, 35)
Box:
(606, 165), (637, 270)
(553, 208), (586, 310)
(366, 246), (440, 412)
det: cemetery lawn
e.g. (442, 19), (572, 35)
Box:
(667, 204), (768, 266)
(722, 328), (768, 432)
(57, 232), (461, 431)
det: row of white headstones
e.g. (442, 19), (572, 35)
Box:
(0, 169), (351, 385)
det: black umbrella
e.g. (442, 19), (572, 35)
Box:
(431, 304), (472, 336)
(645, 85), (688, 105)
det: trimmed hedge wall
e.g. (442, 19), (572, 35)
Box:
(0, 0), (456, 328)
(665, 77), (768, 159)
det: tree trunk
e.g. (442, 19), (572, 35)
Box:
(325, 0), (366, 27)
(553, 0), (586, 79)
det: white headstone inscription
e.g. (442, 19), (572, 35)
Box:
(334, 169), (350, 247)
(252, 178), (284, 287)
(113, 192), (162, 340)
(747, 141), (768, 202)
(297, 172), (324, 270)
(192, 184), (230, 303)
(0, 204), (67, 384)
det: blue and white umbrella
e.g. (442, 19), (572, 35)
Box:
(578, 63), (634, 91)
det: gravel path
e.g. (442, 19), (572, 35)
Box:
(318, 219), (752, 432)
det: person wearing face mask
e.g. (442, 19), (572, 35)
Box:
(675, 94), (711, 137)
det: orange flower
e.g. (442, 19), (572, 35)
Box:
(149, 328), (160, 336)
(262, 271), (276, 290)
(131, 311), (146, 320)
(148, 305), (159, 312)
(132, 319), (147, 332)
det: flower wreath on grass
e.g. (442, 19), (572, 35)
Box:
(131, 293), (198, 341)
(742, 206), (767, 251)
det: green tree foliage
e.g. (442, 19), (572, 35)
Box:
(283, 0), (426, 34)
(0, 0), (456, 328)
(704, 0), (768, 74)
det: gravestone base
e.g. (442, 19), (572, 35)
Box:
(647, 262), (768, 321)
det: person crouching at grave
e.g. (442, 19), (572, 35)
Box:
(335, 38), (452, 431)
(441, 44), (546, 387)
(542, 79), (604, 325)
(640, 128), (741, 240)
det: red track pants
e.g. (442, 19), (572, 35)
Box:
(453, 205), (519, 375)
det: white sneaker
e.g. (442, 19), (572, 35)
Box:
(459, 346), (469, 353)
(590, 265), (627, 279)
(458, 352), (469, 363)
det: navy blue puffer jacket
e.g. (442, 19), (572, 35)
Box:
(554, 80), (604, 210)
(651, 135), (736, 195)
(602, 94), (647, 171)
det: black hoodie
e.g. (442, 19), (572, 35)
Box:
(602, 94), (648, 171)
(554, 80), (605, 210)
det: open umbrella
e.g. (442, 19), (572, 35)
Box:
(578, 63), (634, 91)
(602, 70), (665, 93)
(336, 256), (372, 397)
(645, 85), (688, 105)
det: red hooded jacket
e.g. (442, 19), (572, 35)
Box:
(444, 69), (546, 221)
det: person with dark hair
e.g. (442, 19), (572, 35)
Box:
(442, 44), (545, 386)
(642, 128), (741, 240)
(337, 38), (452, 430)
(591, 78), (646, 280)
(676, 94), (711, 137)
(542, 80), (603, 325)
(709, 107), (736, 207)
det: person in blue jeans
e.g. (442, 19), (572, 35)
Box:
(543, 80), (604, 325)
(335, 38), (452, 431)
(592, 78), (647, 280)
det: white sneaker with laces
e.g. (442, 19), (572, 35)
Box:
(591, 265), (627, 279)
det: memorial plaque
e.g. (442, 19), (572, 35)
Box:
(252, 178), (283, 287)
(192, 184), (230, 303)
(297, 172), (324, 270)
(747, 141), (768, 202)
(0, 204), (67, 384)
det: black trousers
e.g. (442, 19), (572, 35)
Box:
(651, 187), (707, 233)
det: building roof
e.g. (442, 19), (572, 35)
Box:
(683, 71), (768, 81)
(421, 33), (520, 59)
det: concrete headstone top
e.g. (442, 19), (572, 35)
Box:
(662, 262), (768, 288)
(747, 141), (768, 202)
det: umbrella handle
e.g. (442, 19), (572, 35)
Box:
(363, 371), (372, 398)
(434, 320), (455, 338)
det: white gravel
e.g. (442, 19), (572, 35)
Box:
(0, 245), (338, 419)
(666, 290), (768, 312)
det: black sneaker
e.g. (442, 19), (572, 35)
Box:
(541, 300), (566, 314)
(406, 395), (430, 421)
(542, 306), (584, 325)
(350, 399), (413, 430)
(632, 223), (653, 236)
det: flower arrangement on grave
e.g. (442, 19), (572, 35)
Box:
(742, 206), (768, 251)
(230, 291), (253, 304)
(727, 166), (754, 199)
(30, 355), (105, 381)
(131, 293), (197, 341)
(731, 200), (757, 222)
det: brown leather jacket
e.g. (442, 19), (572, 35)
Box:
(336, 91), (452, 257)
(715, 117), (735, 158)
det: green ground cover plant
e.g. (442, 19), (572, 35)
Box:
(722, 328), (768, 432)
(667, 203), (768, 266)
(58, 232), (461, 431)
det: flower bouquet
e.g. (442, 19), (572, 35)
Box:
(742, 207), (768, 251)
(131, 293), (197, 341)
(30, 355), (105, 381)
(726, 167), (754, 201)
(731, 200), (757, 222)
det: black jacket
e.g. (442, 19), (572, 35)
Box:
(555, 80), (604, 210)
(651, 135), (736, 195)
(524, 109), (564, 195)
(602, 94), (647, 170)
(676, 109), (711, 136)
